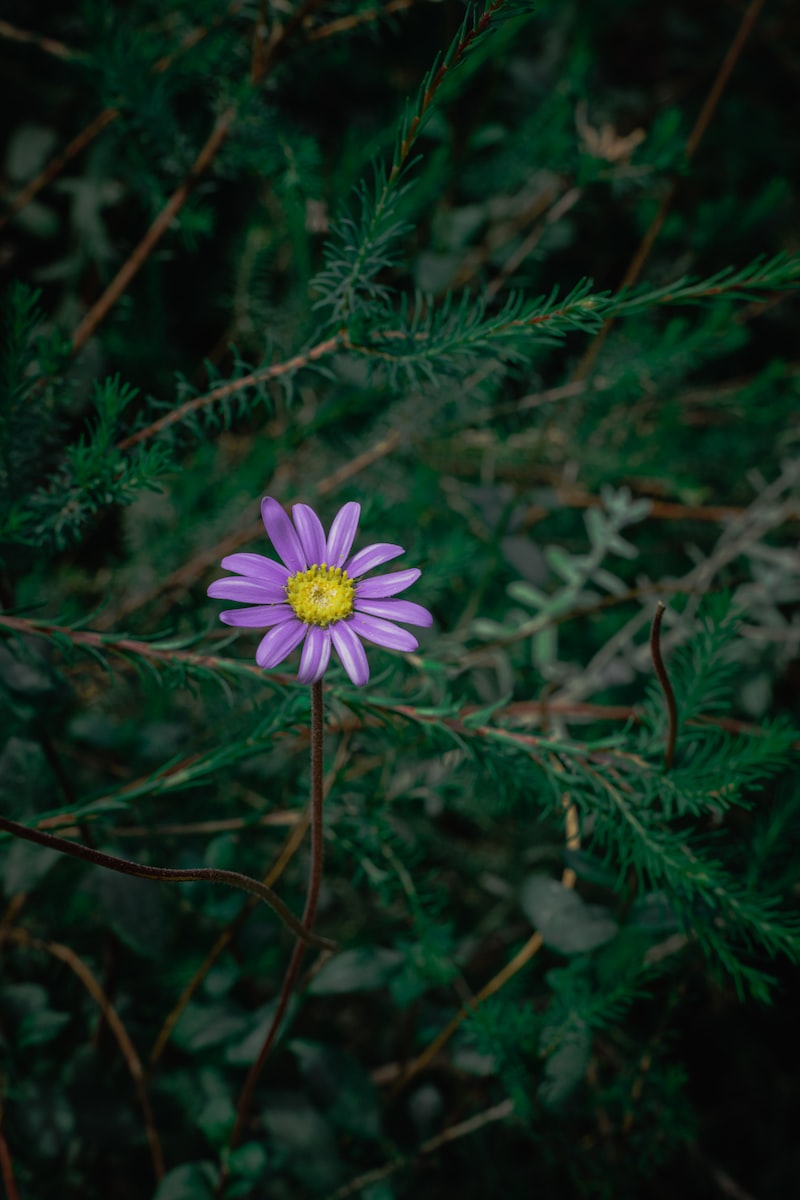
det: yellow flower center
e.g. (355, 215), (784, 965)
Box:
(286, 563), (355, 627)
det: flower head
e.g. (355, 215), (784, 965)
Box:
(208, 498), (433, 686)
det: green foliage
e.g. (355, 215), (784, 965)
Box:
(2, 1), (800, 1198)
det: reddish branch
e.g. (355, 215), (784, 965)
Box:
(117, 333), (344, 449)
(70, 108), (236, 354)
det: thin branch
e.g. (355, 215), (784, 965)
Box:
(323, 1099), (515, 1200)
(485, 186), (583, 301)
(116, 333), (344, 449)
(572, 0), (768, 381)
(0, 18), (79, 59)
(650, 602), (678, 771)
(308, 0), (416, 41)
(69, 0), (321, 353)
(391, 0), (506, 184)
(0, 811), (335, 950)
(111, 812), (301, 838)
(257, 0), (329, 79)
(70, 107), (237, 354)
(0, 926), (165, 1183)
(0, 110), (118, 233)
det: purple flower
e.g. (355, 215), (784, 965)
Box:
(208, 498), (433, 686)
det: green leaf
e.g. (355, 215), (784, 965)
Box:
(261, 1095), (343, 1191)
(171, 1001), (253, 1053)
(290, 1040), (383, 1140)
(538, 1023), (591, 1111)
(86, 868), (174, 958)
(152, 1163), (218, 1200)
(228, 1141), (269, 1182)
(307, 946), (404, 995)
(18, 1007), (71, 1047)
(1, 837), (61, 896)
(520, 876), (618, 954)
(562, 849), (618, 889)
(627, 891), (681, 934)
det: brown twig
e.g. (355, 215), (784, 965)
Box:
(257, 0), (329, 79)
(0, 109), (118, 233)
(650, 602), (678, 771)
(111, 811), (301, 838)
(116, 333), (344, 449)
(70, 107), (237, 354)
(68, 0), (329, 354)
(485, 187), (583, 302)
(0, 926), (165, 1182)
(323, 1098), (515, 1200)
(0, 18), (78, 59)
(309, 0), (416, 41)
(572, 0), (768, 382)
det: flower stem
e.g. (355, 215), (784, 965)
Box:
(227, 680), (326, 1155)
(650, 601), (678, 771)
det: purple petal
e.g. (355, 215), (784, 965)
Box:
(325, 501), (360, 567)
(330, 620), (369, 686)
(255, 619), (306, 669)
(345, 542), (404, 578)
(292, 504), (327, 565)
(348, 613), (418, 652)
(219, 604), (295, 628)
(220, 553), (290, 585)
(355, 598), (433, 627)
(356, 568), (420, 599)
(297, 625), (332, 684)
(261, 497), (306, 573)
(208, 577), (287, 604)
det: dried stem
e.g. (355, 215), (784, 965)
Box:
(228, 679), (327, 1154)
(650, 602), (678, 771)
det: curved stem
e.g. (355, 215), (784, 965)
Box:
(227, 680), (326, 1155)
(0, 813), (334, 951)
(650, 602), (678, 771)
